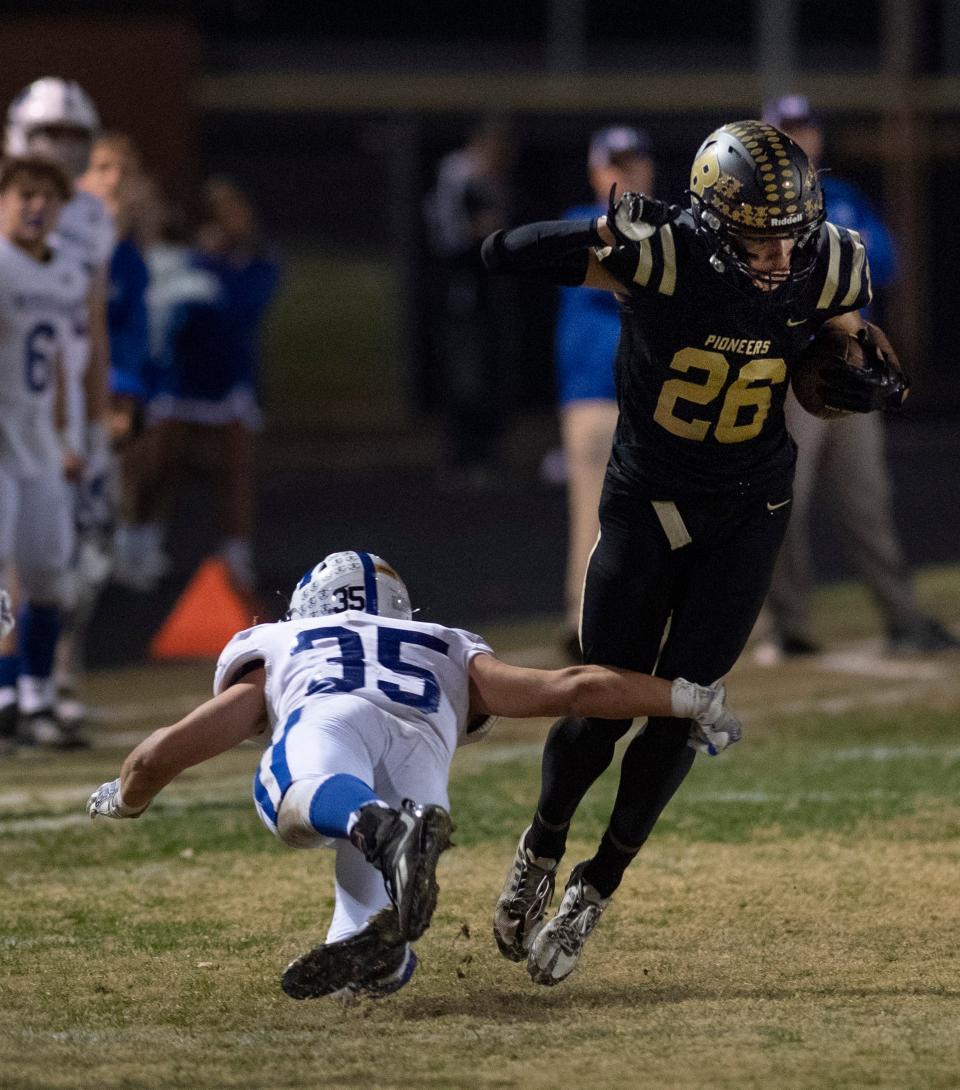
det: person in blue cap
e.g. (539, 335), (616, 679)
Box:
(554, 125), (656, 659)
(753, 94), (959, 659)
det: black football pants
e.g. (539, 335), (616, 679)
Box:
(536, 465), (794, 859)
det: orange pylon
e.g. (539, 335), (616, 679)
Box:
(150, 557), (255, 660)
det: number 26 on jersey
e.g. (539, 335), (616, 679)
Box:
(654, 347), (787, 444)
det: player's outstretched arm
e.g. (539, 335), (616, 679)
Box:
(481, 218), (624, 291)
(467, 657), (742, 754)
(88, 667), (269, 819)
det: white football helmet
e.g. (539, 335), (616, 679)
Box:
(287, 551), (412, 622)
(6, 77), (100, 176)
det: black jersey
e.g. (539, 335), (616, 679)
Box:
(597, 213), (872, 496)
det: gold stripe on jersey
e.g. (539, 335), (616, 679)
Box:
(840, 228), (867, 308)
(816, 223), (843, 309)
(658, 224), (677, 296)
(632, 238), (654, 287)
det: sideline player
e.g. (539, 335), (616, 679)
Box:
(554, 125), (656, 658)
(754, 94), (958, 658)
(6, 77), (115, 737)
(87, 550), (742, 999)
(143, 177), (280, 593)
(0, 157), (86, 747)
(482, 119), (908, 985)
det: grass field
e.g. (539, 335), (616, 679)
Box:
(2, 568), (960, 1089)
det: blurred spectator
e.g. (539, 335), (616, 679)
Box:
(111, 184), (204, 591)
(424, 119), (516, 488)
(80, 132), (151, 434)
(142, 177), (280, 593)
(0, 156), (85, 748)
(78, 134), (154, 601)
(6, 78), (114, 739)
(753, 94), (958, 660)
(554, 126), (656, 659)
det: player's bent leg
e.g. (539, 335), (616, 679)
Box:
(527, 861), (611, 986)
(15, 598), (85, 749)
(275, 772), (383, 848)
(328, 837), (392, 943)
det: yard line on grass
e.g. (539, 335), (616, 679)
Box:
(832, 743), (960, 762)
(752, 686), (930, 717)
(0, 813), (90, 833)
(811, 650), (946, 680)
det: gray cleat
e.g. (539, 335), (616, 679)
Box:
(493, 826), (559, 962)
(527, 861), (610, 986)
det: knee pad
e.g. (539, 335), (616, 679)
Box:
(276, 777), (336, 849)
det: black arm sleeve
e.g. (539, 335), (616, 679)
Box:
(481, 218), (601, 286)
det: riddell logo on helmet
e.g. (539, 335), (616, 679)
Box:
(770, 213), (803, 226)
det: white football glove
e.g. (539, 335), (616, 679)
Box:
(0, 588), (13, 639)
(671, 678), (743, 756)
(87, 778), (149, 819)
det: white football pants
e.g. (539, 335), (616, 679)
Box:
(0, 466), (74, 603)
(254, 694), (451, 942)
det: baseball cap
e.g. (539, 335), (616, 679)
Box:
(761, 94), (819, 129)
(588, 125), (653, 171)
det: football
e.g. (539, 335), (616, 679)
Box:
(790, 325), (866, 418)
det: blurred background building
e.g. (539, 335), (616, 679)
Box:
(2, 0), (957, 660)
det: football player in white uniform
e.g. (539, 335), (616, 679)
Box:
(0, 157), (87, 748)
(87, 550), (742, 999)
(6, 77), (116, 732)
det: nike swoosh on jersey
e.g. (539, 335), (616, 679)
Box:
(786, 317), (807, 326)
(766, 499), (792, 511)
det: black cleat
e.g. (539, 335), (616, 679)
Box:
(17, 709), (88, 749)
(282, 907), (405, 1000)
(351, 800), (454, 940)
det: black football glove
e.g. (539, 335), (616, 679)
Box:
(820, 327), (910, 414)
(606, 185), (681, 247)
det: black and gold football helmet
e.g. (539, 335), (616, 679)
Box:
(689, 120), (825, 301)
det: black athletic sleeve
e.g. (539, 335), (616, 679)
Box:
(481, 218), (601, 286)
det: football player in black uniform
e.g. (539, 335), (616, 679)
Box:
(482, 119), (908, 986)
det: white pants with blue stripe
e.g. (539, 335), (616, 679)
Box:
(253, 694), (451, 942)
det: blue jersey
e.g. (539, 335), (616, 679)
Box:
(555, 202), (619, 404)
(820, 174), (895, 290)
(159, 248), (280, 402)
(108, 237), (149, 401)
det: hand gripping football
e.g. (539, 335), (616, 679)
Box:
(791, 322), (910, 418)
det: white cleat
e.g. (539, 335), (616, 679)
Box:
(527, 861), (610, 986)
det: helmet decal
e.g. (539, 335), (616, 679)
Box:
(286, 551), (412, 622)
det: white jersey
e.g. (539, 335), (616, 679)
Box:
(51, 190), (115, 452)
(0, 236), (87, 477)
(214, 612), (494, 755)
